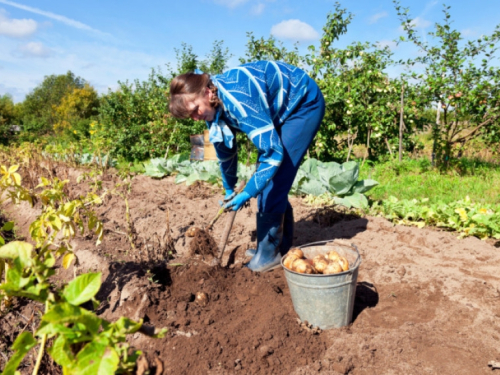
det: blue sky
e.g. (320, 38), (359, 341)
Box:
(1, 0), (499, 102)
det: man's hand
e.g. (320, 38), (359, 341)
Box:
(224, 192), (251, 211)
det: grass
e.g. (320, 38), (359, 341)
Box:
(359, 157), (500, 206)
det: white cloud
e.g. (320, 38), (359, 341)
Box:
(251, 3), (265, 15)
(398, 16), (431, 33)
(0, 9), (37, 37)
(377, 39), (398, 50)
(213, 0), (249, 8)
(0, 0), (109, 37)
(369, 11), (388, 24)
(410, 16), (431, 29)
(270, 19), (319, 42)
(15, 41), (53, 58)
(461, 28), (476, 37)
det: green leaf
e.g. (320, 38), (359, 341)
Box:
(48, 335), (75, 368)
(328, 163), (359, 195)
(1, 332), (37, 375)
(335, 192), (369, 209)
(103, 317), (143, 337)
(2, 221), (14, 231)
(73, 342), (119, 375)
(0, 241), (33, 267)
(42, 302), (101, 329)
(37, 321), (79, 338)
(349, 179), (379, 194)
(63, 272), (102, 306)
(44, 252), (56, 268)
(300, 158), (322, 179)
(299, 179), (326, 196)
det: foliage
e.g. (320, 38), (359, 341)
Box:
(305, 3), (426, 161)
(19, 71), (89, 141)
(291, 159), (378, 209)
(0, 220), (14, 247)
(6, 3), (500, 170)
(198, 40), (233, 75)
(144, 155), (376, 209)
(395, 1), (500, 167)
(239, 32), (302, 67)
(370, 195), (500, 239)
(98, 67), (191, 161)
(53, 84), (100, 136)
(174, 42), (199, 75)
(0, 94), (21, 145)
(144, 153), (255, 186)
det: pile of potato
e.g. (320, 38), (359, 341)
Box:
(283, 248), (349, 274)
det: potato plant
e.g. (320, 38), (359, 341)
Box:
(0, 167), (166, 374)
(370, 195), (500, 239)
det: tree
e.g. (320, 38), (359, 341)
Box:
(305, 3), (425, 161)
(239, 32), (302, 66)
(199, 40), (233, 75)
(0, 94), (19, 144)
(174, 43), (199, 75)
(20, 71), (87, 139)
(395, 1), (500, 167)
(99, 67), (204, 161)
(53, 84), (100, 136)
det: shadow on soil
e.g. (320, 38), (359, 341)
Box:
(295, 207), (368, 244)
(95, 260), (171, 314)
(353, 281), (379, 321)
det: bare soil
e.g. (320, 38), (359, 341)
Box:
(1, 167), (500, 375)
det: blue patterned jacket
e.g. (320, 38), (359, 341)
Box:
(207, 61), (312, 198)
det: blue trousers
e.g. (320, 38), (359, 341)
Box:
(257, 79), (325, 213)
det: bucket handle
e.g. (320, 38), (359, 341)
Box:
(350, 243), (362, 269)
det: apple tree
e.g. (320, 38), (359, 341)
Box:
(305, 4), (426, 161)
(395, 1), (500, 167)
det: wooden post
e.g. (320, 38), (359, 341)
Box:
(399, 83), (405, 162)
(432, 100), (441, 166)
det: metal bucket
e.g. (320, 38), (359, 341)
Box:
(190, 134), (204, 161)
(282, 240), (361, 330)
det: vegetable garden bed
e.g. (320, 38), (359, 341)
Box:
(1, 166), (499, 374)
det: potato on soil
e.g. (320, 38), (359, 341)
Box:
(323, 261), (343, 275)
(288, 248), (304, 259)
(186, 226), (198, 237)
(195, 292), (209, 306)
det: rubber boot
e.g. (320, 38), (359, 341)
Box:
(279, 202), (294, 256)
(245, 203), (294, 257)
(246, 212), (284, 272)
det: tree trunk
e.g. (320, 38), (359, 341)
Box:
(399, 83), (405, 162)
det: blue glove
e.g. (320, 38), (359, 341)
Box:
(224, 188), (236, 201)
(224, 191), (251, 211)
(218, 188), (236, 207)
